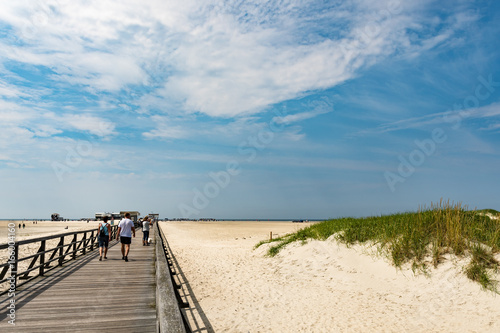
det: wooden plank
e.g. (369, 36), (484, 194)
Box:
(0, 231), (157, 332)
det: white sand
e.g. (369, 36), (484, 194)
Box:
(0, 220), (101, 241)
(160, 221), (500, 333)
(485, 213), (499, 220)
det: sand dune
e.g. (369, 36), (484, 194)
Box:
(160, 220), (500, 333)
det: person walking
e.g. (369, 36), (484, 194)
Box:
(116, 212), (135, 262)
(98, 216), (112, 261)
(142, 216), (152, 246)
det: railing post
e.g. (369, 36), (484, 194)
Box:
(82, 232), (87, 255)
(0, 227), (111, 297)
(12, 243), (18, 292)
(39, 240), (45, 276)
(72, 234), (77, 260)
(0, 227), (109, 297)
(58, 236), (64, 266)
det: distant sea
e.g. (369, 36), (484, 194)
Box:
(216, 219), (324, 222)
(1, 218), (326, 222)
(0, 219), (51, 221)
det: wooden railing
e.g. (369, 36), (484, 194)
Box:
(0, 225), (118, 296)
(155, 222), (191, 333)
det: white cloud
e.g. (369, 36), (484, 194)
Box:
(273, 98), (333, 125)
(57, 114), (116, 137)
(0, 103), (32, 123)
(143, 127), (188, 140)
(0, 1), (149, 93)
(357, 102), (500, 135)
(52, 52), (146, 92)
(0, 80), (30, 98)
(160, 19), (386, 116)
(479, 103), (500, 118)
(0, 153), (14, 162)
(480, 123), (500, 131)
(142, 116), (189, 140)
(32, 124), (63, 137)
(153, 0), (474, 117)
(0, 102), (116, 139)
(0, 0), (476, 119)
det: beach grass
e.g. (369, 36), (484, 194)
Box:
(255, 199), (500, 291)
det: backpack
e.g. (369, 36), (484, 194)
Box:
(99, 223), (108, 238)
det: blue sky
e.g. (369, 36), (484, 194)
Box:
(0, 0), (499, 219)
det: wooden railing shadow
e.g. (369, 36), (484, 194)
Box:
(159, 225), (214, 333)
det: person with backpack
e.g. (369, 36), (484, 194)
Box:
(98, 216), (112, 261)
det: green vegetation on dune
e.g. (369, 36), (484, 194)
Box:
(476, 208), (500, 216)
(255, 199), (500, 291)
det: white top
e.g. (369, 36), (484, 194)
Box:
(142, 220), (150, 232)
(118, 218), (134, 237)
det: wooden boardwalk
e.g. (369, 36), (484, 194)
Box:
(0, 232), (157, 332)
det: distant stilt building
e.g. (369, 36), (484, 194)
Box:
(95, 212), (122, 221)
(120, 211), (140, 222)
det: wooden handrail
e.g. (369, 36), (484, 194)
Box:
(155, 222), (190, 333)
(0, 225), (118, 296)
(0, 226), (117, 249)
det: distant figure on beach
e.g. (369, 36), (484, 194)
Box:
(98, 216), (112, 261)
(117, 212), (135, 262)
(142, 216), (152, 246)
(23, 223), (25, 229)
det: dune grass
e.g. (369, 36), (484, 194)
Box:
(477, 208), (500, 216)
(255, 199), (500, 291)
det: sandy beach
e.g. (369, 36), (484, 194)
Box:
(160, 220), (500, 333)
(0, 220), (101, 242)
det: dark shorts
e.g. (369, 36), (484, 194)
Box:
(99, 236), (109, 248)
(120, 236), (132, 245)
(142, 230), (149, 241)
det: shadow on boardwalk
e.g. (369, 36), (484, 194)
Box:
(0, 244), (104, 322)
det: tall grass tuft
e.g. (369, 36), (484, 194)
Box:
(255, 199), (500, 291)
(465, 245), (499, 292)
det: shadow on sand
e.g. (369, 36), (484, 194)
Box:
(162, 238), (215, 333)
